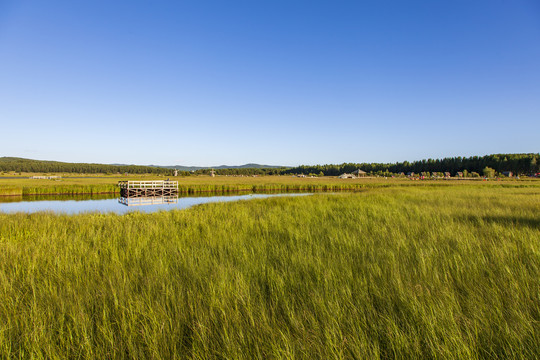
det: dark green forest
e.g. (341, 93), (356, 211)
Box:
(282, 153), (540, 177)
(0, 157), (174, 175)
(1, 154), (538, 177)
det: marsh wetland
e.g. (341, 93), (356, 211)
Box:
(1, 178), (539, 358)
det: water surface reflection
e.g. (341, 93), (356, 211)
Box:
(0, 193), (312, 215)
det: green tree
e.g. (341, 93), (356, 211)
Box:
(483, 166), (495, 178)
(530, 157), (538, 173)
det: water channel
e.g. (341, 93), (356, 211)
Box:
(0, 193), (312, 215)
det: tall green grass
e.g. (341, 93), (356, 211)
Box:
(178, 183), (372, 194)
(0, 185), (539, 358)
(1, 176), (538, 196)
(0, 182), (370, 196)
(0, 186), (22, 196)
(0, 184), (119, 196)
(3, 180), (535, 197)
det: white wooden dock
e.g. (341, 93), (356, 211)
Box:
(118, 180), (178, 199)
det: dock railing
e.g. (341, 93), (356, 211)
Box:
(118, 181), (178, 190)
(118, 180), (179, 200)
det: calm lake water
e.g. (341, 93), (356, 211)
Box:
(0, 193), (312, 215)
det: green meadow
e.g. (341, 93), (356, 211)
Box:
(0, 184), (539, 358)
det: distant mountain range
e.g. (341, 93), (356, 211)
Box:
(107, 163), (285, 171)
(0, 157), (287, 174)
(149, 163), (286, 171)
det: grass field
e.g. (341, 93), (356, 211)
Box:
(0, 184), (539, 358)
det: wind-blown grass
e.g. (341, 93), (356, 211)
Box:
(0, 185), (539, 358)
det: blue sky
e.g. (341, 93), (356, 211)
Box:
(1, 1), (539, 166)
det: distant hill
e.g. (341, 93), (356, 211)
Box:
(0, 157), (287, 174)
(0, 157), (171, 174)
(153, 163), (285, 171)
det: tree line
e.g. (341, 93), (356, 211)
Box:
(0, 157), (172, 175)
(1, 154), (538, 177)
(282, 153), (539, 177)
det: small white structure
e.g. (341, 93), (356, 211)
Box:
(352, 169), (367, 177)
(29, 176), (61, 179)
(339, 173), (357, 179)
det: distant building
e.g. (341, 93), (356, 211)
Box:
(210, 170), (216, 177)
(29, 176), (61, 180)
(352, 169), (367, 177)
(339, 173), (356, 179)
(502, 171), (513, 177)
(174, 170), (178, 177)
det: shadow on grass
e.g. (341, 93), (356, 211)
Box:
(457, 215), (540, 230)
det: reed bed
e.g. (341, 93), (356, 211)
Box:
(2, 176), (537, 197)
(0, 185), (539, 358)
(0, 183), (369, 196)
(0, 186), (21, 196)
(0, 177), (376, 196)
(177, 183), (372, 194)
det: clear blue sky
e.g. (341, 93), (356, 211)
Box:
(1, 1), (539, 166)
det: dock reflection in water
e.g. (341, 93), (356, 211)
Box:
(119, 195), (179, 206)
